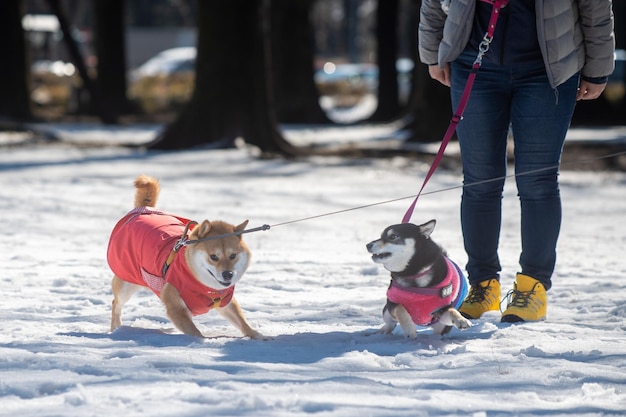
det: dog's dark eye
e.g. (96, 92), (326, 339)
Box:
(388, 234), (399, 241)
(210, 254), (219, 261)
(229, 254), (236, 260)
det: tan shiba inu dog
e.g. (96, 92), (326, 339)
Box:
(107, 175), (265, 339)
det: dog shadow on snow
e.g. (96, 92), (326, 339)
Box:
(62, 320), (488, 364)
(220, 323), (498, 365)
(63, 320), (498, 365)
(62, 326), (204, 348)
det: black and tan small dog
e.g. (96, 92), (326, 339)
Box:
(367, 220), (471, 338)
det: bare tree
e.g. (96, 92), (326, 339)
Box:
(94, 0), (131, 123)
(405, 0), (452, 142)
(271, 0), (331, 124)
(368, 0), (401, 122)
(150, 0), (297, 154)
(0, 0), (32, 121)
(46, 0), (99, 116)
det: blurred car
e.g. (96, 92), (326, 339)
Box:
(315, 59), (414, 108)
(315, 62), (377, 108)
(129, 48), (417, 115)
(128, 47), (197, 113)
(30, 60), (78, 115)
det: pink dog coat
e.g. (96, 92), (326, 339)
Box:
(386, 257), (468, 326)
(107, 207), (234, 316)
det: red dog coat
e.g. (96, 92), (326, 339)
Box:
(386, 257), (468, 326)
(107, 207), (234, 316)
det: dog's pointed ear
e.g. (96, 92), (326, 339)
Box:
(419, 219), (436, 238)
(193, 220), (212, 238)
(235, 220), (249, 236)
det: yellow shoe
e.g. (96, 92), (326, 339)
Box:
(459, 278), (501, 319)
(501, 274), (547, 323)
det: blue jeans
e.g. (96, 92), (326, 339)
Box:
(450, 51), (579, 290)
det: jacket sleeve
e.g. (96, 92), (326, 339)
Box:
(418, 0), (448, 66)
(577, 0), (615, 79)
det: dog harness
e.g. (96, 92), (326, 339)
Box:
(107, 207), (234, 316)
(386, 257), (469, 326)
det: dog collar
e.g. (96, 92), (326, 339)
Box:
(392, 266), (433, 281)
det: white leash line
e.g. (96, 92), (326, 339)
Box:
(269, 150), (626, 229)
(183, 150), (625, 239)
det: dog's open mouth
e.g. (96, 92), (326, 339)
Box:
(214, 278), (233, 287)
(371, 252), (391, 261)
(207, 269), (233, 287)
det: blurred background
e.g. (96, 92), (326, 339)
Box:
(18, 0), (421, 123)
(1, 0), (624, 152)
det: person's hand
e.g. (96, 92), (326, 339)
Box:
(429, 64), (451, 87)
(577, 80), (607, 101)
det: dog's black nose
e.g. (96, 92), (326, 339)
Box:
(366, 242), (374, 251)
(221, 271), (234, 280)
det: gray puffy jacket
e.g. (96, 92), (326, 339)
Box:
(418, 0), (615, 88)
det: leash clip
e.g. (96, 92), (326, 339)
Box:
(173, 220), (198, 252)
(474, 33), (493, 66)
(173, 237), (188, 252)
(162, 220), (198, 277)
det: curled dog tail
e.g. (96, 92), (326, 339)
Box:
(133, 175), (160, 208)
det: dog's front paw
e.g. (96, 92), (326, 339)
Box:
(247, 330), (272, 341)
(404, 329), (417, 339)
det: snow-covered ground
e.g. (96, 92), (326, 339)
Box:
(1, 126), (625, 416)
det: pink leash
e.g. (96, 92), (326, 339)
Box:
(402, 0), (509, 224)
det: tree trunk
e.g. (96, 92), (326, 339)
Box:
(47, 0), (99, 116)
(150, 0), (296, 154)
(271, 0), (331, 124)
(405, 0), (452, 142)
(369, 0), (401, 122)
(94, 0), (131, 124)
(0, 0), (32, 121)
(406, 62), (453, 141)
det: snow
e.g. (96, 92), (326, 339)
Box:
(1, 125), (625, 417)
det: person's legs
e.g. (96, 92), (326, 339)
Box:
(510, 69), (579, 290)
(452, 55), (513, 319)
(499, 69), (578, 323)
(451, 54), (512, 286)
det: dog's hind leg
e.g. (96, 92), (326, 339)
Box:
(111, 276), (141, 331)
(432, 307), (471, 335)
(431, 322), (452, 335)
